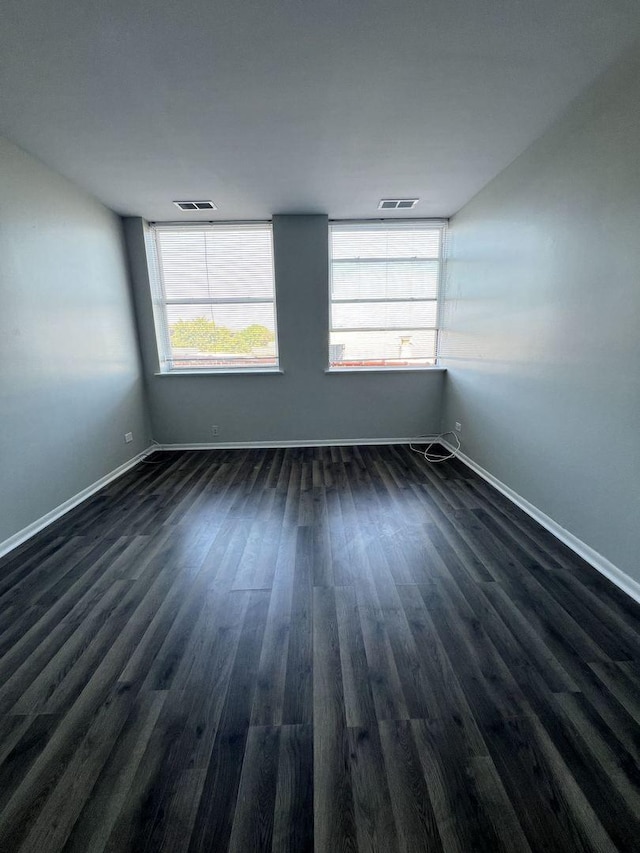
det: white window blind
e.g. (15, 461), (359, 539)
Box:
(329, 220), (445, 369)
(147, 223), (278, 371)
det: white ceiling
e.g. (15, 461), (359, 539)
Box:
(2, 0), (640, 221)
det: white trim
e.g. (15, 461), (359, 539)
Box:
(158, 436), (432, 451)
(0, 447), (154, 560)
(329, 218), (448, 227)
(325, 367), (445, 374)
(331, 326), (438, 333)
(154, 369), (284, 376)
(150, 220), (272, 228)
(442, 441), (640, 606)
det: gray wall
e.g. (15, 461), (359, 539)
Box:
(440, 52), (640, 582)
(125, 214), (445, 444)
(0, 138), (149, 545)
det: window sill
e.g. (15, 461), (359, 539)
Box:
(154, 368), (284, 376)
(325, 366), (446, 374)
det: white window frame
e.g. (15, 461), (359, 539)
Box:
(145, 221), (280, 374)
(327, 219), (447, 371)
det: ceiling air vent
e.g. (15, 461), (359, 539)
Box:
(173, 200), (218, 211)
(378, 198), (419, 210)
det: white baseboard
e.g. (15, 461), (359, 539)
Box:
(442, 441), (640, 606)
(158, 436), (434, 451)
(0, 447), (155, 561)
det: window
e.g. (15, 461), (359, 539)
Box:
(329, 220), (445, 369)
(147, 223), (278, 371)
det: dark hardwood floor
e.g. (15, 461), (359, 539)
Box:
(0, 444), (639, 852)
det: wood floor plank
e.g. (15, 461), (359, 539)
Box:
(101, 689), (188, 853)
(356, 600), (410, 722)
(12, 579), (134, 715)
(0, 714), (61, 817)
(589, 660), (640, 725)
(0, 715), (41, 770)
(335, 585), (377, 728)
(466, 756), (533, 853)
(378, 719), (443, 853)
(313, 586), (357, 853)
(176, 590), (252, 770)
(135, 565), (212, 691)
(1, 578), (133, 716)
(186, 590), (270, 853)
(152, 769), (207, 853)
(0, 538), (89, 609)
(0, 683), (132, 852)
(17, 684), (135, 852)
(483, 713), (616, 852)
(250, 536), (296, 727)
(411, 716), (510, 853)
(347, 725), (399, 853)
(281, 527), (313, 726)
(0, 536), (68, 599)
(112, 590), (247, 849)
(419, 579), (532, 729)
(480, 579), (580, 693)
(227, 725), (280, 853)
(272, 723), (313, 853)
(553, 691), (640, 824)
(0, 605), (47, 662)
(0, 537), (130, 687)
(396, 584), (489, 752)
(62, 690), (167, 853)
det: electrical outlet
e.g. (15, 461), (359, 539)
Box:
(211, 425), (220, 437)
(455, 422), (462, 432)
(124, 432), (133, 443)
